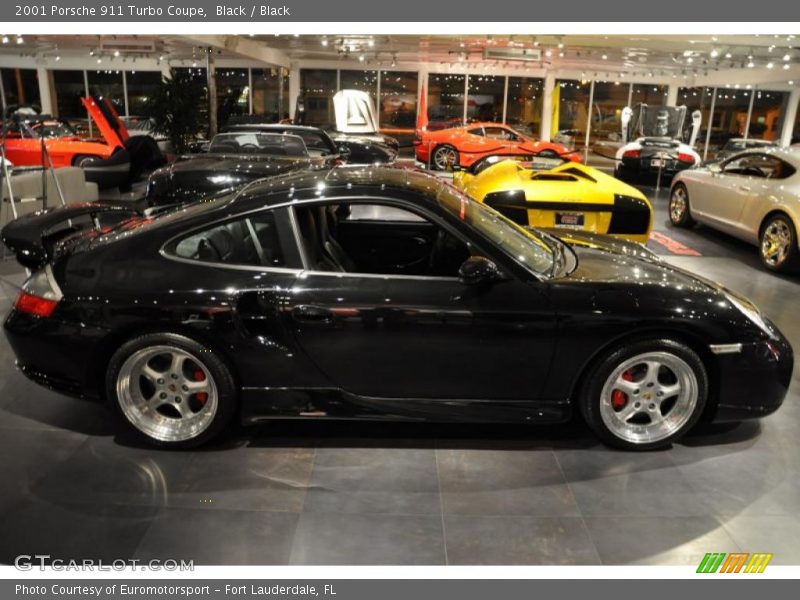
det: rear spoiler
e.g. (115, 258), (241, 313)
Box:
(1, 203), (137, 269)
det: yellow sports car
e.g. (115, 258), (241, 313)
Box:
(452, 154), (653, 244)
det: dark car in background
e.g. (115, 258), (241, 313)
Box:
(144, 128), (339, 208)
(2, 167), (792, 451)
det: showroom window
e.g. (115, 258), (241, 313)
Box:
(708, 87), (753, 159)
(252, 67), (289, 120)
(172, 210), (292, 268)
(125, 70), (162, 116)
(631, 83), (668, 105)
(340, 69), (378, 105)
(427, 73), (466, 126)
(553, 79), (591, 147)
(0, 68), (39, 110)
(216, 68), (250, 129)
(299, 69), (337, 127)
(678, 86), (715, 155)
(749, 90), (789, 141)
(52, 70), (87, 120)
(379, 71), (417, 132)
(467, 74), (504, 123)
(87, 70), (125, 114)
(506, 77), (543, 139)
(589, 81), (629, 147)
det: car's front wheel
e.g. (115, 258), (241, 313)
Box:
(669, 183), (695, 227)
(580, 339), (708, 450)
(73, 154), (101, 168)
(106, 333), (237, 448)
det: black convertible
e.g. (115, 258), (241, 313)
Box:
(2, 167), (792, 450)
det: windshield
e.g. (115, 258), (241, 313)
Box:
(208, 132), (309, 158)
(437, 183), (555, 276)
(631, 105), (686, 139)
(30, 120), (77, 139)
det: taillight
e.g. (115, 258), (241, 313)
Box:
(677, 152), (695, 163)
(15, 292), (58, 317)
(623, 149), (641, 159)
(14, 268), (62, 318)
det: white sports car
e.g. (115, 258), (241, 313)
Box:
(669, 147), (800, 273)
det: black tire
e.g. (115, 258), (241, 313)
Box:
(73, 154), (101, 168)
(669, 183), (696, 228)
(759, 213), (800, 274)
(105, 332), (238, 449)
(431, 145), (459, 171)
(579, 339), (708, 451)
(614, 164), (636, 183)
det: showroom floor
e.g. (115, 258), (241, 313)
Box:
(0, 185), (799, 566)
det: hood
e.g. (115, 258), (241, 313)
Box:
(333, 89), (380, 134)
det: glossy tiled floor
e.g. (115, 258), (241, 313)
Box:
(0, 188), (798, 566)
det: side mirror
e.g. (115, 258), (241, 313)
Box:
(458, 256), (503, 286)
(338, 144), (352, 157)
(708, 162), (722, 174)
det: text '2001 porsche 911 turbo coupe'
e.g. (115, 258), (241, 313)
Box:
(1, 167), (793, 450)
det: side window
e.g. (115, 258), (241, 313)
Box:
(294, 201), (472, 277)
(484, 127), (517, 141)
(723, 154), (769, 178)
(467, 127), (485, 137)
(171, 210), (293, 268)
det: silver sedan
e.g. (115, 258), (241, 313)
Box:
(669, 147), (800, 273)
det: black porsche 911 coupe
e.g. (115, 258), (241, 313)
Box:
(2, 166), (793, 450)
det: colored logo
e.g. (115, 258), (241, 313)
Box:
(697, 552), (773, 574)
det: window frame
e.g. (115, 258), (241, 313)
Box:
(161, 206), (304, 272)
(288, 196), (485, 281)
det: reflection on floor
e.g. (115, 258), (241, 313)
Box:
(0, 186), (798, 566)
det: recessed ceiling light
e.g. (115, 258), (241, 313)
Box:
(725, 52), (732, 58)
(16, 35), (24, 44)
(710, 49), (719, 58)
(767, 62), (774, 69)
(784, 64), (791, 70)
(113, 50), (120, 57)
(1, 35), (8, 44)
(747, 60), (755, 68)
(784, 54), (791, 61)
(601, 54), (608, 60)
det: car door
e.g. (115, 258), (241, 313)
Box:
(284, 198), (556, 401)
(700, 154), (765, 234)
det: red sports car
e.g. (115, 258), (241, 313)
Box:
(414, 122), (581, 170)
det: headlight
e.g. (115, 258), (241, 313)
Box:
(725, 292), (778, 341)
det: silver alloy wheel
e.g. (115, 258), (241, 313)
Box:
(761, 219), (792, 267)
(599, 351), (698, 445)
(116, 345), (218, 443)
(670, 187), (687, 223)
(433, 146), (456, 170)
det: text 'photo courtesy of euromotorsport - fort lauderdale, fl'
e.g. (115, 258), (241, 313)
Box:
(1, 0), (800, 597)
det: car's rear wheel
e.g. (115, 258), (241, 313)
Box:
(669, 183), (695, 227)
(759, 213), (800, 273)
(580, 340), (707, 450)
(432, 145), (458, 171)
(106, 333), (237, 448)
(73, 154), (101, 167)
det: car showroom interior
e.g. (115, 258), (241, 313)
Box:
(0, 33), (799, 566)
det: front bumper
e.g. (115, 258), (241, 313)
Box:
(711, 327), (793, 421)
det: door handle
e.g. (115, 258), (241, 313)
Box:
(292, 305), (334, 323)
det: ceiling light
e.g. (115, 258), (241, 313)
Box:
(96, 57), (102, 64)
(601, 54), (608, 60)
(358, 54), (365, 62)
(545, 49), (552, 57)
(710, 49), (719, 58)
(784, 64), (791, 70)
(725, 52), (732, 58)
(16, 35), (23, 44)
(747, 60), (755, 68)
(767, 62), (774, 69)
(1, 36), (8, 44)
(113, 50), (120, 57)
(557, 43), (564, 49)
(321, 38), (328, 46)
(89, 49), (94, 56)
(559, 51), (565, 57)
(368, 39), (374, 47)
(55, 55), (61, 61)
(784, 54), (791, 61)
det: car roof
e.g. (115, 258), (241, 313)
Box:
(225, 123), (329, 134)
(234, 165), (443, 209)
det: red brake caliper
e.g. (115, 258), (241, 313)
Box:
(194, 370), (208, 406)
(611, 369), (634, 411)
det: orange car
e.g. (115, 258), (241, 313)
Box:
(3, 97), (131, 188)
(414, 122), (582, 171)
